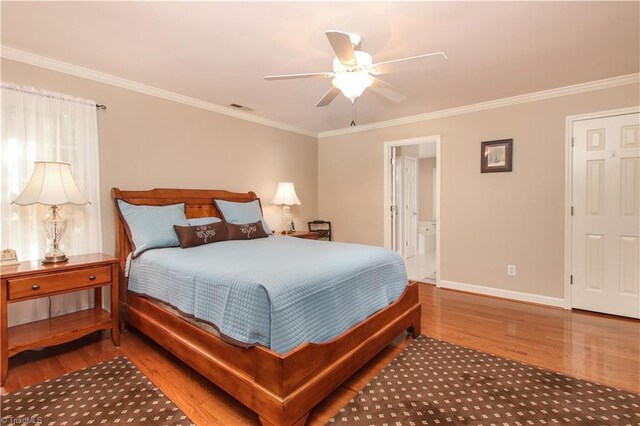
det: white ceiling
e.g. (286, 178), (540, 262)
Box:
(2, 2), (638, 133)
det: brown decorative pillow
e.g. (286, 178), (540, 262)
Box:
(173, 222), (228, 248)
(226, 221), (269, 240)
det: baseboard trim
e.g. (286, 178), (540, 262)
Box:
(438, 280), (565, 308)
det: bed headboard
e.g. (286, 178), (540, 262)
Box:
(111, 187), (258, 273)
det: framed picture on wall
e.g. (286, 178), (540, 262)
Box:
(481, 139), (513, 173)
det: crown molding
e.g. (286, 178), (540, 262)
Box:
(318, 73), (640, 139)
(3, 46), (637, 141)
(0, 46), (317, 138)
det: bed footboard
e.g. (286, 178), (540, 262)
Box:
(124, 281), (420, 426)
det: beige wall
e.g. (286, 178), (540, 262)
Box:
(397, 145), (419, 157)
(4, 57), (638, 302)
(419, 157), (436, 222)
(2, 59), (318, 255)
(319, 84), (639, 299)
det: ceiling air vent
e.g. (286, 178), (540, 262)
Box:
(228, 103), (254, 111)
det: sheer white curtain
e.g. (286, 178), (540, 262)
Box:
(1, 82), (102, 327)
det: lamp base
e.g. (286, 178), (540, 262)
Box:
(280, 205), (294, 234)
(42, 205), (69, 264)
(42, 254), (69, 264)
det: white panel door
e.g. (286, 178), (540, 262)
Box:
(394, 156), (405, 256)
(572, 112), (640, 318)
(390, 146), (398, 253)
(404, 156), (418, 259)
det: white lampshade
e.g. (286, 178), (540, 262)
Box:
(13, 161), (89, 206)
(271, 182), (301, 206)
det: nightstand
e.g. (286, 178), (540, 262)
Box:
(281, 231), (319, 240)
(0, 254), (119, 385)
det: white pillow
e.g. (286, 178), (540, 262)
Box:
(187, 217), (222, 226)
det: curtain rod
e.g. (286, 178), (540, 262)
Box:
(2, 83), (106, 109)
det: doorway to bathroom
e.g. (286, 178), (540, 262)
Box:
(383, 136), (441, 284)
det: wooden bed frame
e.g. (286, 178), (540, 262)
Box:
(111, 188), (421, 426)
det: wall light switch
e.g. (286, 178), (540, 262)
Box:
(507, 265), (516, 276)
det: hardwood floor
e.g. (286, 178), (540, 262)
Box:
(2, 283), (638, 425)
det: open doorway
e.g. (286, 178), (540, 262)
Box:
(383, 136), (441, 284)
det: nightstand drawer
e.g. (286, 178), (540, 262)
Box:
(8, 266), (112, 301)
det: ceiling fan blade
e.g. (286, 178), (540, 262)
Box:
(371, 77), (407, 103)
(264, 72), (334, 81)
(325, 31), (357, 66)
(372, 52), (448, 74)
(316, 86), (342, 107)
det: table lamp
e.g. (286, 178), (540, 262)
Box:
(271, 182), (301, 234)
(12, 161), (90, 263)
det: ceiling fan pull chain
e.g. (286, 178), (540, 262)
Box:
(350, 99), (357, 126)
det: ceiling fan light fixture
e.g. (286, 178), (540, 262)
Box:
(332, 51), (372, 73)
(348, 33), (361, 47)
(332, 71), (374, 100)
(263, 30), (447, 108)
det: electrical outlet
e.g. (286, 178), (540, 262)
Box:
(507, 265), (516, 276)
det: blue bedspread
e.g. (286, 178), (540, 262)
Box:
(128, 236), (408, 354)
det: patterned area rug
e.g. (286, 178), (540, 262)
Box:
(329, 336), (640, 425)
(1, 356), (193, 426)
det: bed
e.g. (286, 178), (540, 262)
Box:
(112, 188), (421, 426)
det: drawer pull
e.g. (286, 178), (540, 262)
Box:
(31, 284), (40, 291)
(89, 275), (96, 281)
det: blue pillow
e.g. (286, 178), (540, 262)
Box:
(187, 217), (222, 226)
(214, 199), (273, 235)
(117, 200), (189, 257)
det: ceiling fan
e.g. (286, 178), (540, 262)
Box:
(264, 31), (448, 109)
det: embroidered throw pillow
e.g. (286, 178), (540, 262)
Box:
(226, 221), (269, 240)
(173, 222), (228, 248)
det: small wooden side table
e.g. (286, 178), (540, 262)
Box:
(0, 253), (119, 385)
(281, 231), (319, 240)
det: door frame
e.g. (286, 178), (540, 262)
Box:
(563, 106), (640, 309)
(383, 135), (441, 285)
